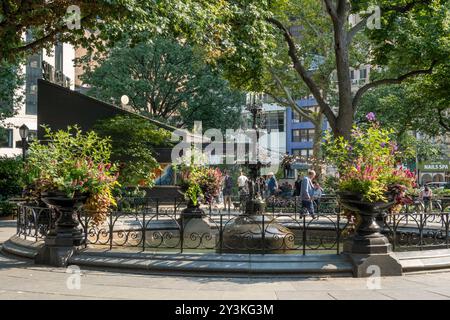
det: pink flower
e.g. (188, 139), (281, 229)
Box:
(366, 112), (376, 122)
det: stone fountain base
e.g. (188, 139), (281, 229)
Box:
(220, 214), (295, 253)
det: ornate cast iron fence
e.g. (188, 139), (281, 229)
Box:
(15, 196), (450, 254)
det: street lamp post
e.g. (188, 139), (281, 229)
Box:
(19, 124), (29, 162)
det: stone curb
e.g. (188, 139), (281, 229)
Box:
(4, 235), (450, 276)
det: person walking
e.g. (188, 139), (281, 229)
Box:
(237, 170), (248, 193)
(222, 171), (233, 212)
(420, 186), (433, 212)
(256, 176), (267, 198)
(300, 170), (316, 217)
(312, 181), (323, 213)
(293, 175), (302, 197)
(267, 172), (278, 196)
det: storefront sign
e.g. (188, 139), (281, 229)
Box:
(418, 161), (450, 172)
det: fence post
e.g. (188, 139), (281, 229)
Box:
(302, 214), (306, 255)
(446, 212), (449, 249)
(156, 199), (159, 221)
(109, 210), (113, 250)
(16, 205), (20, 235)
(24, 207), (27, 240)
(180, 216), (184, 254)
(174, 197), (177, 219)
(219, 213), (223, 254)
(34, 208), (38, 242)
(419, 213), (424, 251)
(336, 212), (340, 255)
(392, 214), (397, 252)
(142, 208), (146, 252)
(84, 211), (88, 248)
(261, 214), (266, 254)
(294, 197), (297, 220)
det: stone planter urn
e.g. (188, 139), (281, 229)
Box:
(180, 199), (205, 219)
(337, 191), (402, 277)
(36, 191), (87, 267)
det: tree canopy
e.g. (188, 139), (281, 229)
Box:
(0, 60), (24, 125)
(165, 0), (450, 139)
(81, 36), (245, 132)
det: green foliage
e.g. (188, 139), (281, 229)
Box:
(323, 176), (339, 194)
(357, 78), (450, 139)
(185, 184), (203, 206)
(323, 117), (416, 202)
(25, 126), (119, 224)
(82, 36), (245, 132)
(435, 188), (450, 196)
(0, 60), (24, 122)
(172, 0), (449, 138)
(0, 157), (24, 216)
(93, 115), (172, 187)
(176, 152), (223, 205)
(0, 201), (16, 217)
(0, 1), (171, 63)
(178, 165), (223, 205)
(0, 156), (24, 198)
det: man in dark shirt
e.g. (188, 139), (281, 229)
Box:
(223, 171), (233, 212)
(294, 175), (302, 197)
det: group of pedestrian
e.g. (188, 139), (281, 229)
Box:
(221, 169), (323, 216)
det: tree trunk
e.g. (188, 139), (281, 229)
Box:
(332, 5), (354, 140)
(312, 113), (325, 178)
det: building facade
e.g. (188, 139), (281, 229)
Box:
(286, 96), (328, 158)
(0, 42), (75, 157)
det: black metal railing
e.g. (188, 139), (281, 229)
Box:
(15, 196), (450, 254)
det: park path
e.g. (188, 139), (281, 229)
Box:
(1, 219), (450, 300)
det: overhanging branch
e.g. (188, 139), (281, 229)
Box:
(9, 14), (94, 55)
(266, 16), (337, 128)
(324, 0), (338, 22)
(270, 70), (315, 122)
(352, 61), (437, 110)
(347, 16), (368, 45)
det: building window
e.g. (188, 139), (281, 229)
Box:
(292, 148), (314, 159)
(292, 106), (319, 123)
(360, 68), (367, 79)
(0, 129), (13, 148)
(55, 43), (64, 72)
(263, 111), (284, 132)
(25, 51), (43, 115)
(292, 110), (302, 123)
(350, 70), (355, 79)
(292, 129), (315, 142)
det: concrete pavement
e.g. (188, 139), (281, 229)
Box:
(1, 219), (450, 300)
(2, 252), (450, 299)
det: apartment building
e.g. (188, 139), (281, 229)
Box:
(0, 40), (75, 157)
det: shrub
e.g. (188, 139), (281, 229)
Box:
(25, 126), (120, 224)
(94, 115), (172, 187)
(323, 113), (416, 203)
(0, 157), (24, 216)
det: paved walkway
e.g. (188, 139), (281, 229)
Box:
(1, 220), (450, 300)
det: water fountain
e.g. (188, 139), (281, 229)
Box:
(221, 93), (294, 253)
